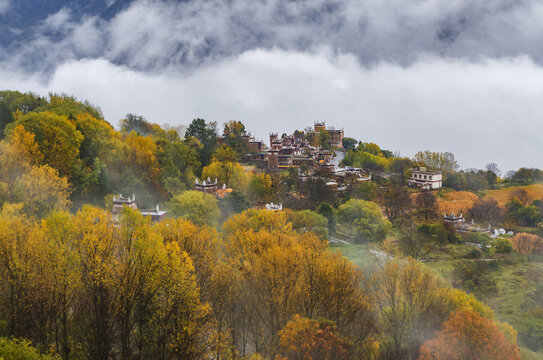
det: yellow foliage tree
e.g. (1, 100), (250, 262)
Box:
(202, 160), (247, 190)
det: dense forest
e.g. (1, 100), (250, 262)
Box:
(0, 90), (542, 360)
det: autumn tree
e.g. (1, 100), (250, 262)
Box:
(0, 205), (37, 339)
(510, 188), (532, 206)
(337, 199), (391, 242)
(219, 209), (375, 358)
(153, 129), (201, 195)
(352, 181), (378, 201)
(9, 111), (84, 178)
(167, 190), (221, 227)
(248, 173), (273, 204)
(382, 185), (411, 224)
(185, 118), (217, 168)
(154, 218), (220, 301)
(18, 165), (71, 218)
(414, 151), (458, 171)
(285, 209), (329, 240)
(416, 190), (438, 221)
(418, 310), (520, 360)
(372, 259), (451, 360)
(123, 131), (161, 187)
(213, 143), (238, 162)
(0, 127), (71, 218)
(299, 177), (335, 209)
(0, 337), (59, 360)
(202, 158), (246, 190)
(71, 206), (119, 360)
(38, 211), (80, 360)
(119, 113), (154, 136)
(468, 198), (503, 226)
(276, 315), (351, 360)
(399, 225), (435, 260)
(223, 120), (247, 154)
(510, 233), (543, 261)
(0, 90), (47, 138)
(39, 94), (103, 120)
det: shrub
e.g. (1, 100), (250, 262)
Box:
(467, 248), (483, 259)
(493, 238), (513, 254)
(453, 260), (497, 296)
(337, 199), (391, 242)
(0, 337), (59, 360)
(167, 190), (221, 227)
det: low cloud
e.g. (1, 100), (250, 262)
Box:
(1, 0), (542, 171)
(2, 49), (542, 171)
(6, 0), (543, 72)
(0, 0), (9, 14)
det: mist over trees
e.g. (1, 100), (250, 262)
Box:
(0, 90), (538, 360)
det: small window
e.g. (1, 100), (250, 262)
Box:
(429, 176), (432, 180)
(424, 175), (427, 180)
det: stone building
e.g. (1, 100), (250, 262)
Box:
(443, 213), (464, 226)
(265, 202), (283, 211)
(241, 133), (264, 152)
(313, 122), (344, 149)
(195, 178), (232, 199)
(112, 194), (137, 214)
(195, 178), (219, 194)
(140, 204), (168, 222)
(112, 194), (166, 222)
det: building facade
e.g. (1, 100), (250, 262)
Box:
(408, 168), (442, 189)
(195, 178), (219, 194)
(313, 122), (344, 149)
(112, 194), (166, 222)
(112, 194), (137, 214)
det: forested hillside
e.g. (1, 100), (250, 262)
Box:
(0, 90), (542, 360)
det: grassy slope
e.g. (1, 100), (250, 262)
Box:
(484, 184), (543, 207)
(329, 243), (380, 275)
(332, 242), (543, 359)
(421, 250), (543, 360)
(522, 348), (543, 360)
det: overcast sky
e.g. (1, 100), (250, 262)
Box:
(1, 0), (543, 171)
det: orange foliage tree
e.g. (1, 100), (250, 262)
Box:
(218, 209), (375, 358)
(510, 233), (543, 261)
(418, 310), (520, 360)
(276, 315), (351, 360)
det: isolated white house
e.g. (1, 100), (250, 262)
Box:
(407, 168), (442, 189)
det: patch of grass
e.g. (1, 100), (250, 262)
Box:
(424, 244), (472, 261)
(484, 184), (543, 207)
(329, 242), (380, 274)
(521, 347), (543, 360)
(425, 255), (543, 353)
(336, 236), (543, 356)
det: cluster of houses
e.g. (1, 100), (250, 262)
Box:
(111, 123), (455, 220)
(243, 122), (343, 170)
